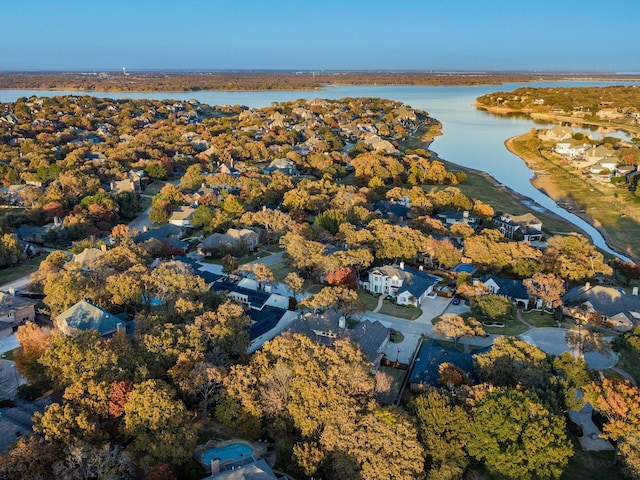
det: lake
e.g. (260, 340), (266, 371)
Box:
(0, 81), (635, 261)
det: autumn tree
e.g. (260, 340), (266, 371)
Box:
(543, 235), (612, 281)
(584, 377), (640, 470)
(524, 272), (565, 314)
(284, 271), (305, 298)
(326, 267), (358, 290)
(52, 443), (135, 480)
(14, 322), (57, 383)
(468, 389), (573, 479)
(433, 313), (485, 347)
(300, 286), (366, 318)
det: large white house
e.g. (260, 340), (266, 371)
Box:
(362, 263), (440, 307)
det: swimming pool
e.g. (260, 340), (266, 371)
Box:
(202, 443), (254, 465)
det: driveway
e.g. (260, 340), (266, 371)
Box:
(520, 327), (617, 370)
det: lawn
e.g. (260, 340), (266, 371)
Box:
(357, 289), (380, 311)
(614, 348), (640, 384)
(521, 310), (572, 328)
(0, 256), (45, 287)
(561, 440), (622, 480)
(509, 133), (640, 259)
(378, 300), (422, 320)
(480, 316), (529, 336)
(142, 181), (165, 196)
(269, 261), (294, 282)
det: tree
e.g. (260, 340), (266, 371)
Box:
(468, 389), (573, 480)
(413, 390), (471, 480)
(565, 326), (611, 358)
(244, 208), (292, 245)
(326, 267), (358, 290)
(524, 273), (565, 314)
(169, 352), (225, 424)
(122, 380), (197, 470)
(432, 313), (485, 347)
(15, 322), (57, 383)
(584, 378), (640, 468)
(241, 263), (276, 290)
(221, 254), (237, 275)
(52, 443), (135, 480)
(543, 235), (612, 281)
(0, 435), (59, 480)
(300, 286), (366, 318)
(190, 205), (213, 230)
(284, 272), (305, 298)
(470, 294), (512, 319)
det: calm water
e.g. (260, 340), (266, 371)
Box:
(0, 81), (635, 261)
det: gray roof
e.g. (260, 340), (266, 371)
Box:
(0, 293), (36, 313)
(563, 284), (640, 321)
(56, 300), (123, 337)
(372, 265), (439, 299)
(208, 458), (280, 480)
(287, 310), (389, 365)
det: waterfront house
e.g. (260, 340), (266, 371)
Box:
(494, 212), (542, 241)
(436, 210), (479, 228)
(539, 125), (574, 142)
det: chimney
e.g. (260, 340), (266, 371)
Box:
(53, 216), (61, 227)
(584, 282), (591, 290)
(8, 288), (15, 296)
(101, 243), (107, 252)
(143, 225), (148, 233)
(399, 261), (405, 270)
(633, 287), (639, 296)
(463, 210), (469, 218)
(211, 459), (220, 475)
(338, 316), (346, 329)
(116, 323), (125, 334)
(419, 265), (423, 271)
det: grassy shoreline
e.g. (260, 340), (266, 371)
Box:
(505, 133), (640, 262)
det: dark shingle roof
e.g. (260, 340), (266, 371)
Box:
(211, 280), (271, 310)
(409, 340), (475, 387)
(247, 306), (287, 340)
(479, 274), (528, 300)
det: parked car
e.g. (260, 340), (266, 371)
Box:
(452, 297), (460, 305)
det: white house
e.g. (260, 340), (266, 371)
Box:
(168, 206), (195, 228)
(363, 263), (440, 307)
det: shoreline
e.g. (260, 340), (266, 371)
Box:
(504, 135), (638, 263)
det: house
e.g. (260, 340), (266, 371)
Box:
(362, 134), (399, 155)
(582, 145), (616, 166)
(199, 228), (259, 254)
(55, 300), (130, 337)
(409, 340), (477, 390)
(71, 247), (105, 270)
(476, 274), (530, 308)
(589, 157), (618, 175)
(133, 224), (187, 251)
(539, 125), (575, 142)
(210, 278), (294, 351)
(372, 200), (411, 222)
(206, 458), (284, 480)
(494, 212), (543, 241)
(555, 142), (590, 159)
(168, 206), (195, 228)
(287, 310), (390, 370)
(562, 283), (640, 331)
(363, 263), (440, 307)
(436, 210), (479, 228)
(0, 293), (36, 338)
(262, 158), (300, 176)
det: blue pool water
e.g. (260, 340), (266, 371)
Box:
(203, 443), (254, 465)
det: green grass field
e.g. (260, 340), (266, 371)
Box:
(378, 299), (422, 320)
(0, 256), (44, 287)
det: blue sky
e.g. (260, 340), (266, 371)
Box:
(2, 0), (638, 72)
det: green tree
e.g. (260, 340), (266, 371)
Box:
(470, 294), (512, 319)
(413, 390), (471, 480)
(122, 380), (197, 470)
(300, 286), (366, 318)
(468, 389), (573, 479)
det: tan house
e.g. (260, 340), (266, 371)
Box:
(169, 206), (196, 228)
(0, 293), (36, 338)
(199, 228), (259, 254)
